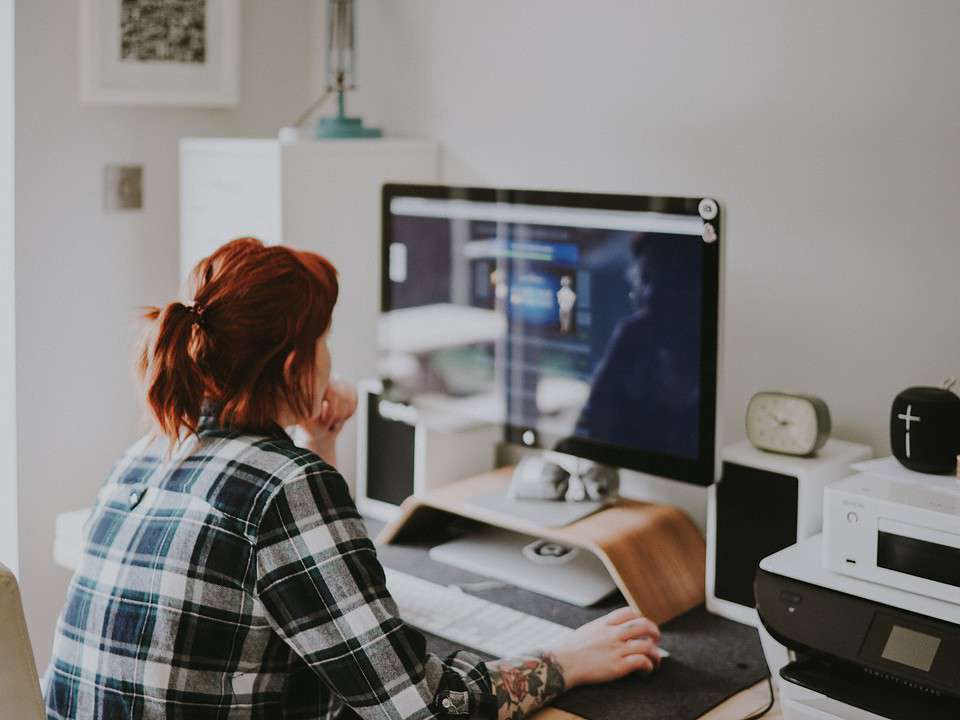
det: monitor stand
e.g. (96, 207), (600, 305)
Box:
(428, 526), (618, 606)
(465, 489), (608, 528)
(376, 467), (708, 625)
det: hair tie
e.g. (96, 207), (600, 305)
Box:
(185, 301), (206, 328)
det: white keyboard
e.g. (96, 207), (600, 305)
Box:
(385, 568), (574, 657)
(384, 568), (669, 660)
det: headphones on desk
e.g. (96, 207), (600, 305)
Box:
(508, 452), (621, 503)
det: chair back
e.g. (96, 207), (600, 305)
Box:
(0, 563), (45, 719)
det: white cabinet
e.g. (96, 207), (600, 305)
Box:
(180, 138), (440, 488)
(180, 139), (284, 276)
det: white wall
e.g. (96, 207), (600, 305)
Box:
(350, 0), (960, 458)
(0, 0), (15, 577)
(15, 0), (314, 667)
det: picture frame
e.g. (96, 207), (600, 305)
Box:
(78, 0), (240, 107)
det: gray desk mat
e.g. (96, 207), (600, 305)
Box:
(367, 519), (770, 720)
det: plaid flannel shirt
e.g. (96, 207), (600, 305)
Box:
(44, 412), (497, 719)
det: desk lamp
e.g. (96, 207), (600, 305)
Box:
(315, 0), (381, 139)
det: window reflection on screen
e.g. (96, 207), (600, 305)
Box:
(382, 196), (705, 461)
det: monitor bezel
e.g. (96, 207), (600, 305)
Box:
(381, 183), (720, 487)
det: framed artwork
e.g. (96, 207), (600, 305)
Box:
(79, 0), (240, 107)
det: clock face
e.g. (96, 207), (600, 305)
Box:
(746, 393), (826, 456)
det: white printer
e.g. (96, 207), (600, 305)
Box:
(822, 457), (960, 603)
(756, 535), (960, 720)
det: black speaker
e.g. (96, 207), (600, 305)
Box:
(890, 386), (960, 475)
(364, 391), (416, 508)
(355, 380), (500, 521)
(707, 440), (872, 625)
(714, 462), (798, 609)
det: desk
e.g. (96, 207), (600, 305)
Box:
(534, 681), (782, 719)
(54, 508), (781, 719)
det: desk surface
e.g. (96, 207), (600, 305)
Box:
(535, 680), (782, 720)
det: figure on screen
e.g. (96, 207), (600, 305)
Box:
(556, 275), (577, 333)
(491, 268), (509, 303)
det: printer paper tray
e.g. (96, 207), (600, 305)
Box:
(781, 658), (959, 720)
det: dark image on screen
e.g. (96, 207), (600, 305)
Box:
(499, 226), (702, 460)
(381, 194), (706, 466)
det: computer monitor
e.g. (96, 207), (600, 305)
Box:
(380, 184), (721, 487)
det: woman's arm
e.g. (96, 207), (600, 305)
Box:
(269, 381), (661, 719)
(255, 462), (661, 720)
(487, 652), (566, 720)
(296, 378), (358, 467)
(256, 463), (498, 718)
(487, 608), (662, 720)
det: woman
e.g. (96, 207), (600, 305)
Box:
(45, 238), (662, 719)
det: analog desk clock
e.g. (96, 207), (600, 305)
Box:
(746, 392), (832, 456)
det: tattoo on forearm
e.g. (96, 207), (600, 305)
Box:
(487, 651), (566, 720)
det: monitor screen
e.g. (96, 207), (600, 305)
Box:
(380, 185), (720, 486)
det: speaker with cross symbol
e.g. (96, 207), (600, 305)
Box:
(890, 382), (960, 474)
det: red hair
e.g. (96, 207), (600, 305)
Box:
(138, 237), (339, 441)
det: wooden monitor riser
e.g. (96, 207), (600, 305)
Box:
(377, 467), (706, 625)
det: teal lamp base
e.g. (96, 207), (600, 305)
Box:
(314, 115), (382, 139)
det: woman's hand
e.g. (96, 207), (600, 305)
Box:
(298, 379), (358, 466)
(550, 607), (662, 688)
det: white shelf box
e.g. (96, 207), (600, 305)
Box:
(180, 137), (441, 487)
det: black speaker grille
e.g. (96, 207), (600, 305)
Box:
(366, 394), (415, 507)
(715, 461), (799, 608)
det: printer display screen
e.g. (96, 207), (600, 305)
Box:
(881, 625), (942, 672)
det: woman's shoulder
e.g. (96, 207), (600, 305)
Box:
(243, 432), (338, 480)
(252, 436), (351, 507)
(105, 429), (346, 540)
(113, 427), (328, 482)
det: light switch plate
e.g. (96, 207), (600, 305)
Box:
(104, 164), (143, 211)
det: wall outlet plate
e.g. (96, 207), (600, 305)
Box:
(104, 164), (142, 211)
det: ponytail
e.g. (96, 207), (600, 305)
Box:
(138, 302), (209, 441)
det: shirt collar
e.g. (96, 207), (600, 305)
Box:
(196, 401), (292, 442)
